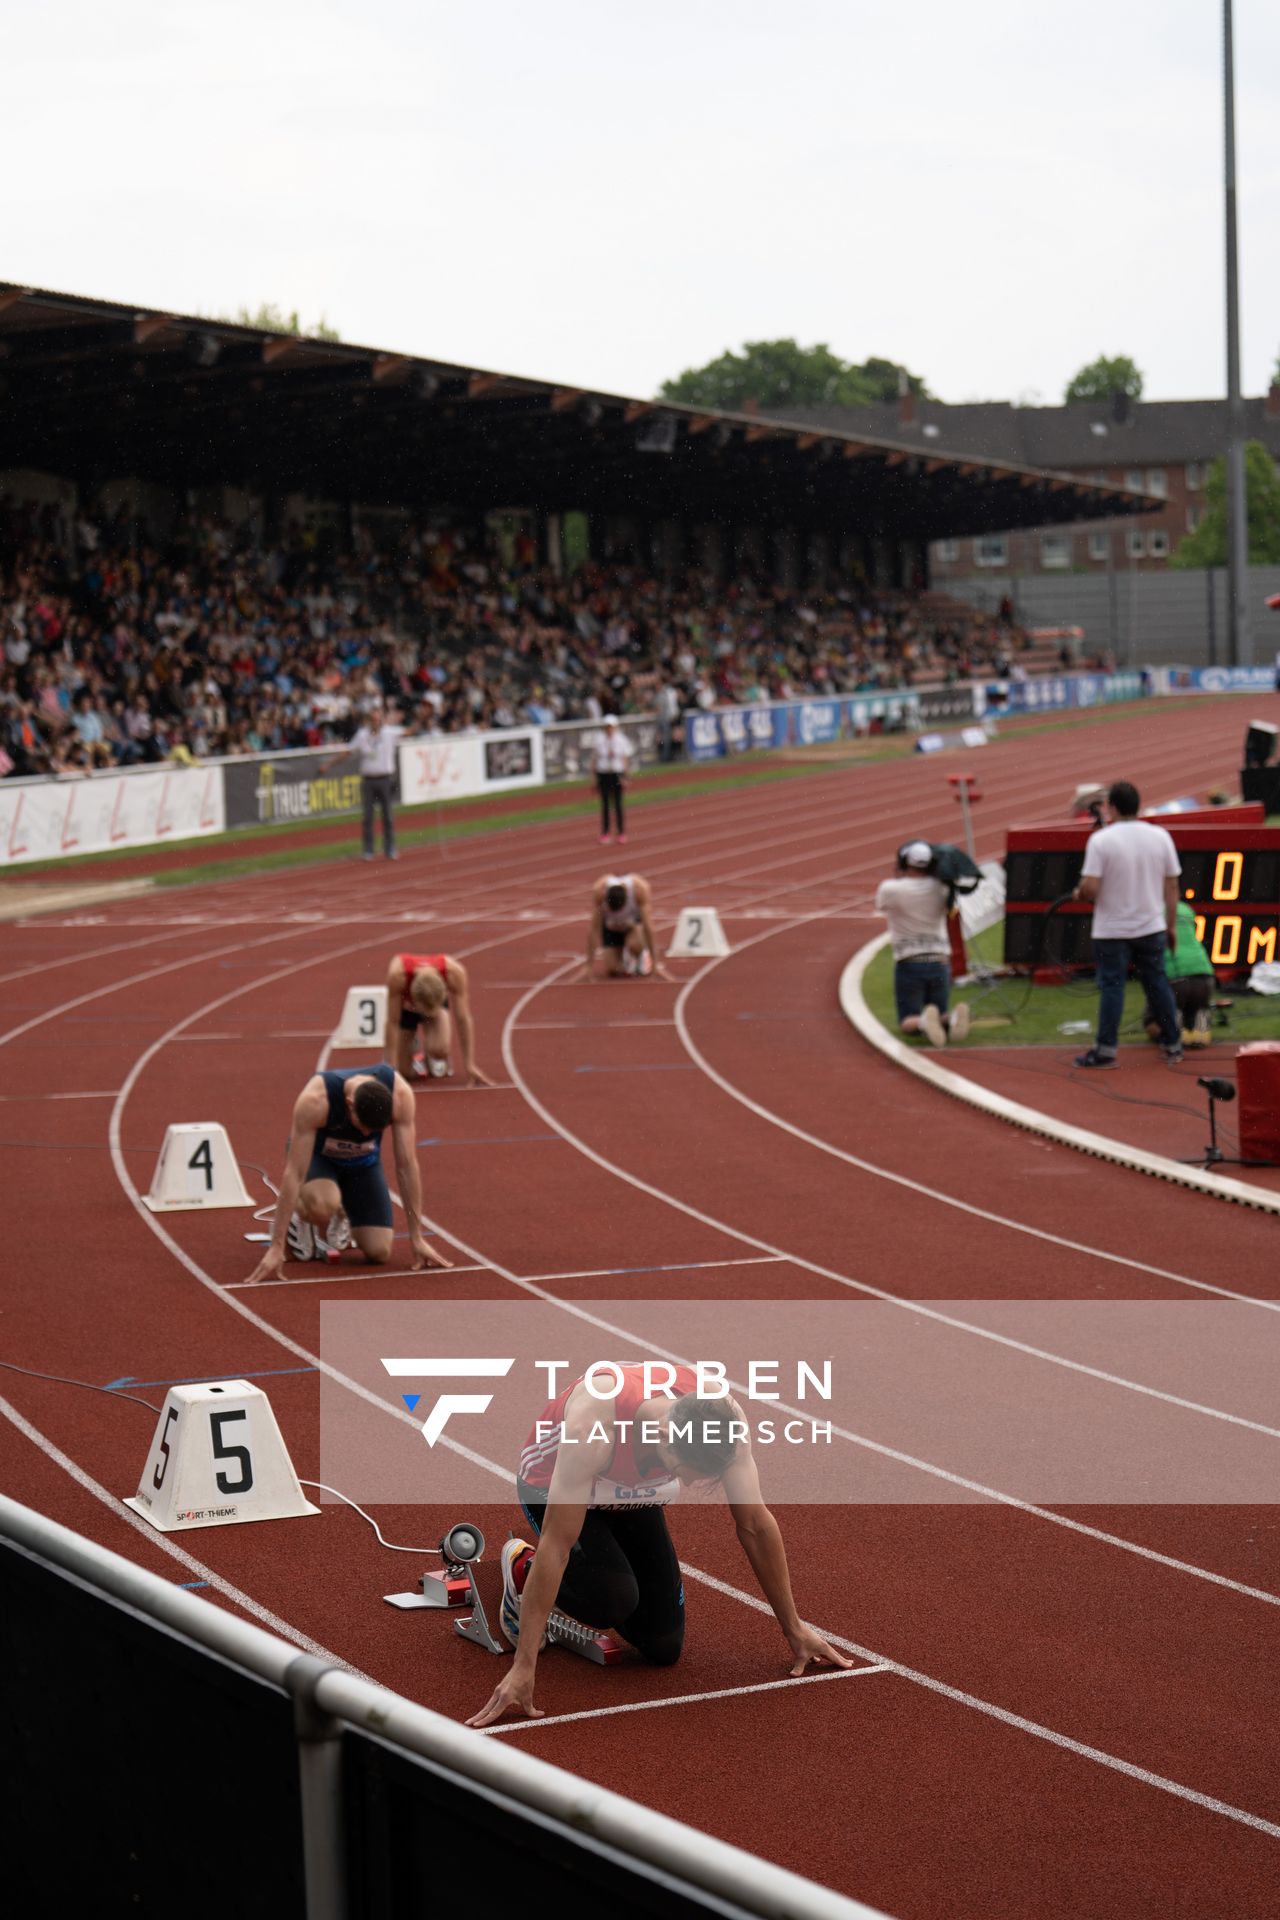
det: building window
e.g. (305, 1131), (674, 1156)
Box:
(1148, 530), (1170, 559)
(1088, 530), (1111, 562)
(1146, 468), (1168, 497)
(973, 535), (1008, 568)
(933, 539), (959, 563)
(1126, 528), (1145, 559)
(1187, 504), (1204, 531)
(1088, 470), (1108, 484)
(1125, 469), (1144, 492)
(1186, 462), (1202, 491)
(1040, 532), (1071, 569)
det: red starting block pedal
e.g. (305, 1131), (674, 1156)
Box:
(546, 1610), (630, 1665)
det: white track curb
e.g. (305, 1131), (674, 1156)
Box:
(840, 932), (1280, 1216)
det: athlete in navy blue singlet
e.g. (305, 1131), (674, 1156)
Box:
(245, 1063), (451, 1283)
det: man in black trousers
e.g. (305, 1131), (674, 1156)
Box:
(590, 713), (633, 845)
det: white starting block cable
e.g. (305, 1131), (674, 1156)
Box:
(296, 1479), (443, 1556)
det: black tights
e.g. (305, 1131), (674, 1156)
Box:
(518, 1483), (684, 1666)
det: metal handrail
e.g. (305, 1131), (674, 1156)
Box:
(0, 1493), (891, 1920)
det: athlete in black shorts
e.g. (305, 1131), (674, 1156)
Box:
(244, 1064), (452, 1282)
(465, 1362), (850, 1727)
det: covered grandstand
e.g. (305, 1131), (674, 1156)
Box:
(0, 282), (1156, 580)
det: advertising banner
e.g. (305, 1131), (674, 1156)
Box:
(916, 685), (977, 725)
(0, 765), (225, 867)
(398, 728), (545, 806)
(684, 692), (918, 762)
(222, 751), (371, 830)
(980, 670), (1146, 715)
(1154, 665), (1276, 696)
(541, 716), (661, 780)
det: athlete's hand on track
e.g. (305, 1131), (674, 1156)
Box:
(652, 962), (675, 982)
(245, 1244), (284, 1286)
(410, 1230), (453, 1271)
(466, 1668), (543, 1728)
(786, 1625), (855, 1677)
(466, 1066), (496, 1088)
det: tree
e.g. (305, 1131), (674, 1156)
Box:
(658, 339), (928, 412)
(207, 301), (341, 341)
(1064, 355), (1144, 405)
(1173, 440), (1280, 568)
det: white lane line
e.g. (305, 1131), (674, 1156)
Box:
(108, 1103), (1280, 1842)
(0, 1391), (366, 1672)
(483, 1663), (890, 1734)
(517, 1256), (784, 1283)
(502, 960), (1280, 1441)
(679, 1560), (1280, 1844)
(674, 920), (1280, 1312)
(515, 1019), (679, 1030)
(0, 1089), (119, 1102)
(224, 1262), (491, 1291)
(407, 1186), (1280, 1613)
(97, 785), (1280, 1829)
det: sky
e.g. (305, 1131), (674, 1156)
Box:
(4, 0), (1279, 408)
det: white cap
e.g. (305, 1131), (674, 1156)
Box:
(604, 713), (619, 727)
(900, 840), (934, 870)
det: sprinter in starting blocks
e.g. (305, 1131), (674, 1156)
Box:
(464, 1362), (851, 1727)
(579, 871), (672, 981)
(243, 1063), (452, 1282)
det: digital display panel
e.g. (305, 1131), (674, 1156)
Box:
(1003, 819), (1280, 975)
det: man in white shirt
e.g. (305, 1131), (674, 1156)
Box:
(591, 713), (633, 845)
(1072, 780), (1182, 1068)
(322, 704), (404, 861)
(874, 841), (970, 1047)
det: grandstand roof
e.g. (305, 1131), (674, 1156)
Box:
(0, 283), (1157, 537)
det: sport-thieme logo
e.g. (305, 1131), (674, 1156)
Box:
(381, 1357), (515, 1446)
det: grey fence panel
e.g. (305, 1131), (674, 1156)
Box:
(943, 567), (1280, 668)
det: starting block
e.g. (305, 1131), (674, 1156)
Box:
(332, 984), (387, 1049)
(385, 1521), (504, 1654)
(124, 1381), (319, 1532)
(667, 906), (730, 959)
(143, 1123), (253, 1212)
(546, 1611), (630, 1665)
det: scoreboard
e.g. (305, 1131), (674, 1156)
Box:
(1004, 806), (1280, 974)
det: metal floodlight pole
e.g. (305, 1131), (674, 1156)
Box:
(1223, 0), (1251, 665)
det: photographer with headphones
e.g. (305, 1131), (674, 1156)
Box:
(875, 840), (971, 1048)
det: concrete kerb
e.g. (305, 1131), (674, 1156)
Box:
(839, 932), (1280, 1217)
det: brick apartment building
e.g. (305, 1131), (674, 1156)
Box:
(777, 386), (1280, 579)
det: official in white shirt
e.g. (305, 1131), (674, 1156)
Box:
(591, 714), (633, 845)
(1072, 779), (1182, 1068)
(321, 704), (404, 861)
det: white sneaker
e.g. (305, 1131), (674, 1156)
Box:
(948, 1003), (971, 1043)
(426, 1055), (451, 1079)
(324, 1211), (352, 1256)
(499, 1538), (544, 1649)
(919, 1006), (947, 1047)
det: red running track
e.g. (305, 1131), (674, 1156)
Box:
(1, 697), (1279, 1919)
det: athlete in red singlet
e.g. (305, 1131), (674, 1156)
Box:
(382, 950), (492, 1087)
(465, 1362), (851, 1729)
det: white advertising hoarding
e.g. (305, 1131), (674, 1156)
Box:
(0, 765), (226, 866)
(397, 729), (545, 806)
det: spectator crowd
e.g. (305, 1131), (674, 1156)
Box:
(2, 494), (1033, 780)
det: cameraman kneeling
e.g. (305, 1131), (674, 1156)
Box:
(875, 841), (970, 1048)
